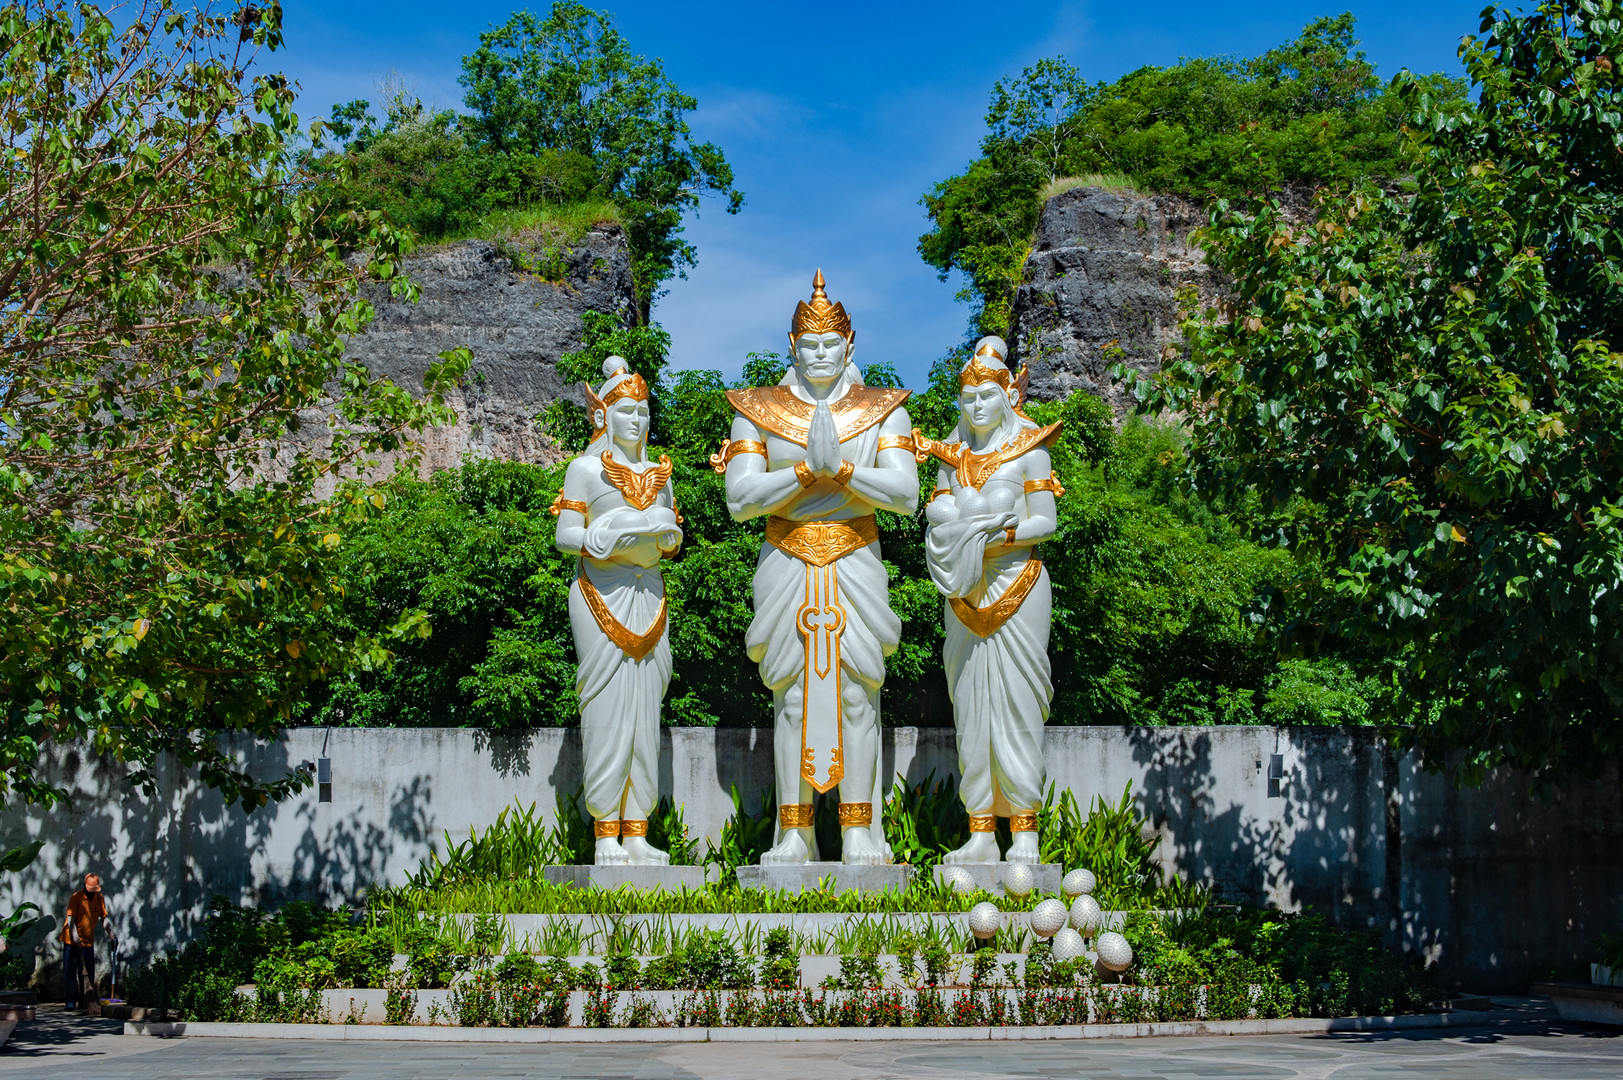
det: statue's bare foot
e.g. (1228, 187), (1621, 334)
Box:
(841, 828), (888, 865)
(761, 828), (812, 865)
(1006, 831), (1040, 864)
(594, 835), (629, 866)
(620, 836), (670, 866)
(943, 832), (1001, 864)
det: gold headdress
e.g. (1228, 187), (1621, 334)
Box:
(958, 337), (1032, 416)
(584, 356), (650, 441)
(790, 269), (853, 339)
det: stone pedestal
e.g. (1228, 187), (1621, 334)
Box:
(933, 862), (1062, 896)
(541, 865), (716, 891)
(736, 862), (913, 894)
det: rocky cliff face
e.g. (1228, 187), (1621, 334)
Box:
(344, 223), (636, 476)
(1008, 186), (1216, 414)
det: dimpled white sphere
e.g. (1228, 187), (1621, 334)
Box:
(1095, 931), (1134, 972)
(1002, 863), (1035, 899)
(1062, 868), (1097, 898)
(1050, 926), (1086, 963)
(1029, 898), (1068, 938)
(968, 901), (1002, 940)
(941, 865), (976, 895)
(1069, 894), (1103, 935)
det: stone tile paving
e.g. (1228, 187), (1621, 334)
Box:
(1, 1005), (1619, 1080)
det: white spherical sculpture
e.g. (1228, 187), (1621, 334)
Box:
(941, 865), (976, 895)
(1029, 898), (1068, 939)
(968, 902), (1002, 940)
(1095, 931), (1134, 972)
(1002, 863), (1035, 900)
(1062, 868), (1096, 898)
(1068, 894), (1102, 936)
(1050, 926), (1087, 963)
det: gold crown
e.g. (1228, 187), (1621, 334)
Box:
(790, 269), (852, 338)
(584, 371), (649, 439)
(959, 355), (1012, 390)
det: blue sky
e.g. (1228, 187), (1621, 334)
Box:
(275, 0), (1486, 387)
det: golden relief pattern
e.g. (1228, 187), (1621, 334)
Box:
(913, 423), (1062, 489)
(765, 515), (879, 567)
(600, 451), (674, 511)
(1008, 813), (1038, 832)
(949, 556), (1044, 638)
(577, 569), (667, 660)
(779, 803), (814, 828)
(619, 819), (649, 837)
(549, 495), (589, 516)
(724, 386), (911, 446)
(837, 802), (873, 827)
(875, 435), (916, 454)
(593, 820), (621, 838)
(708, 438), (767, 474)
(968, 814), (996, 832)
(1024, 475), (1065, 497)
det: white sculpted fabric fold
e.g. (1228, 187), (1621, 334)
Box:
(569, 556), (672, 821)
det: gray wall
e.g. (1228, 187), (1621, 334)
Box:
(5, 726), (1617, 992)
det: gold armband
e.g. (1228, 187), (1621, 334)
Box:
(1008, 813), (1039, 833)
(1024, 475), (1065, 497)
(550, 495), (589, 516)
(837, 802), (872, 827)
(594, 819), (621, 838)
(709, 438), (768, 475)
(794, 461), (817, 488)
(779, 803), (814, 828)
(620, 819), (649, 838)
(968, 814), (996, 833)
(876, 435), (916, 454)
(833, 460), (855, 486)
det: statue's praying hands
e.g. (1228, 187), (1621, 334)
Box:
(806, 398), (842, 476)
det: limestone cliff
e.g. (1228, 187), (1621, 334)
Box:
(344, 223), (636, 476)
(1007, 186), (1215, 414)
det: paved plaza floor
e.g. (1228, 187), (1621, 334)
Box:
(2, 1004), (1620, 1079)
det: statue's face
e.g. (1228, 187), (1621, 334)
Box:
(605, 398), (649, 446)
(959, 380), (1016, 433)
(792, 332), (850, 383)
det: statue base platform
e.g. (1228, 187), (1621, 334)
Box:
(736, 862), (913, 894)
(541, 865), (717, 891)
(933, 862), (1063, 896)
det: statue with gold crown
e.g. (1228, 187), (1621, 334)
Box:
(915, 336), (1063, 864)
(551, 356), (684, 865)
(711, 271), (918, 865)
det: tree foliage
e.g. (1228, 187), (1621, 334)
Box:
(0, 0), (467, 805)
(1133, 0), (1623, 780)
(920, 15), (1467, 340)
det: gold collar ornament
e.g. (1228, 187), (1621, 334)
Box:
(600, 451), (673, 511)
(791, 269), (853, 340)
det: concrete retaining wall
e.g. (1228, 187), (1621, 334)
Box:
(3, 726), (1618, 992)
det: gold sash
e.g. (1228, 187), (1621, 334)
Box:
(949, 556), (1043, 637)
(577, 568), (667, 660)
(765, 515), (878, 567)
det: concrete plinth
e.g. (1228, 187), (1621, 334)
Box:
(541, 865), (716, 891)
(736, 862), (912, 894)
(933, 863), (1062, 897)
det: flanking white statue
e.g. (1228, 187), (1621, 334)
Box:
(551, 356), (683, 865)
(712, 271), (918, 865)
(916, 336), (1062, 864)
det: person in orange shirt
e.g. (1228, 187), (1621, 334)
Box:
(59, 873), (113, 1010)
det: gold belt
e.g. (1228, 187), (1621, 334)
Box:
(950, 556), (1043, 637)
(577, 568), (667, 660)
(765, 515), (878, 567)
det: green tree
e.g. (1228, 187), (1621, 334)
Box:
(458, 3), (743, 312)
(0, 0), (467, 805)
(1133, 0), (1623, 780)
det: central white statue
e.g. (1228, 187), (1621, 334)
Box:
(713, 271), (918, 865)
(917, 336), (1061, 864)
(552, 357), (683, 866)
